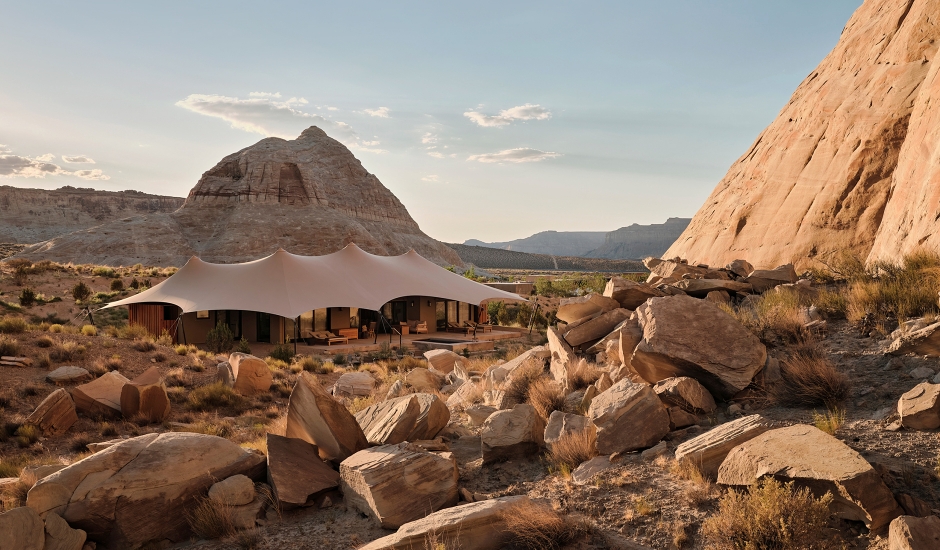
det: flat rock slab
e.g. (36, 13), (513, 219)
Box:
(266, 434), (339, 508)
(556, 294), (620, 323)
(547, 326), (576, 391)
(899, 382), (940, 430)
(674, 414), (772, 477)
(286, 372), (368, 464)
(889, 515), (940, 550)
(46, 366), (90, 385)
(120, 366), (170, 422)
(481, 404), (545, 464)
(405, 368), (443, 392)
(340, 442), (458, 528)
(355, 396), (420, 445)
(466, 404), (497, 426)
(890, 322), (940, 357)
(717, 424), (902, 530)
(72, 371), (129, 418)
(589, 379), (668, 455)
(604, 277), (665, 310)
(745, 264), (797, 293)
(26, 389), (77, 436)
(333, 371), (376, 397)
(654, 377), (717, 414)
(672, 279), (753, 297)
(631, 295), (767, 399)
(571, 456), (614, 485)
(563, 308), (632, 348)
(423, 349), (463, 374)
(358, 495), (527, 550)
(229, 353), (273, 396)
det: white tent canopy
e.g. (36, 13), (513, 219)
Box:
(102, 244), (525, 319)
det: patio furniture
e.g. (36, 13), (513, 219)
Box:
(467, 321), (492, 333)
(408, 320), (429, 334)
(304, 330), (348, 346)
(398, 322), (409, 335)
(362, 322), (376, 339)
(338, 328), (359, 340)
(445, 322), (474, 336)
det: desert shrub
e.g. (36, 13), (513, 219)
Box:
(500, 501), (590, 550)
(80, 324), (97, 336)
(99, 422), (118, 437)
(109, 279), (124, 292)
(295, 355), (324, 373)
(332, 353), (347, 366)
(92, 266), (117, 278)
(547, 428), (597, 471)
(503, 362), (545, 406)
(834, 249), (940, 325)
(236, 337), (251, 354)
(71, 282), (92, 303)
(268, 343), (293, 363)
(188, 382), (242, 411)
(20, 385), (40, 397)
(102, 355), (123, 371)
(132, 339), (156, 352)
(815, 289), (848, 318)
(721, 289), (809, 345)
(15, 424), (39, 447)
(156, 329), (174, 347)
(18, 288), (36, 307)
(50, 341), (86, 362)
(205, 321), (235, 354)
(0, 336), (17, 357)
(773, 345), (850, 407)
(813, 406), (846, 435)
(48, 323), (63, 333)
(129, 278), (140, 289)
(118, 323), (151, 340)
(0, 316), (27, 334)
(35, 353), (51, 369)
(175, 344), (195, 355)
(569, 360), (601, 391)
(527, 378), (567, 420)
(265, 357), (288, 371)
(187, 496), (237, 539)
(153, 352), (166, 363)
(701, 478), (836, 550)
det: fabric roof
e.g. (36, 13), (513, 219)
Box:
(102, 244), (525, 318)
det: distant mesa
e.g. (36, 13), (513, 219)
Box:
(667, 0), (940, 268)
(11, 127), (461, 267)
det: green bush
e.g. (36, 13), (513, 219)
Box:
(92, 266), (118, 278)
(110, 279), (124, 292)
(0, 317), (27, 334)
(18, 288), (36, 307)
(205, 321), (235, 354)
(268, 343), (293, 363)
(332, 353), (347, 366)
(71, 282), (92, 303)
(236, 337), (251, 354)
(129, 278), (140, 289)
(188, 382), (242, 411)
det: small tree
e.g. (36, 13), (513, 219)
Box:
(19, 288), (36, 307)
(110, 279), (125, 292)
(236, 337), (251, 354)
(71, 282), (92, 303)
(129, 278), (140, 289)
(534, 277), (553, 296)
(269, 343), (293, 363)
(205, 321), (234, 354)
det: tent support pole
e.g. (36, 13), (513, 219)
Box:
(294, 316), (299, 355)
(179, 313), (187, 345)
(86, 307), (96, 327)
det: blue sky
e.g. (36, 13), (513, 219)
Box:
(0, 1), (862, 243)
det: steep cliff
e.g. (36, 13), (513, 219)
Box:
(586, 218), (691, 259)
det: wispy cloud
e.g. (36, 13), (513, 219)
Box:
(0, 147), (110, 180)
(363, 107), (390, 118)
(464, 103), (551, 128)
(467, 148), (561, 164)
(427, 151), (445, 159)
(421, 132), (438, 144)
(62, 155), (95, 164)
(421, 174), (439, 182)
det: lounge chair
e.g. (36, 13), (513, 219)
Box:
(304, 330), (348, 346)
(446, 322), (474, 336)
(467, 321), (492, 333)
(408, 320), (429, 334)
(362, 322), (376, 339)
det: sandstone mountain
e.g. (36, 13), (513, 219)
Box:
(666, 0), (940, 269)
(14, 127), (461, 267)
(0, 186), (184, 244)
(586, 218), (690, 259)
(464, 231), (607, 257)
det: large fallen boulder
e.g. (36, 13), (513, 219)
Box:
(744, 264), (798, 293)
(543, 410), (595, 452)
(588, 379), (669, 454)
(266, 434), (339, 509)
(405, 368), (444, 392)
(71, 371), (129, 418)
(487, 346), (548, 386)
(355, 395), (420, 445)
(653, 377), (717, 414)
(674, 414), (772, 476)
(899, 382), (940, 430)
(285, 372), (368, 464)
(889, 322), (940, 357)
(119, 366), (170, 422)
(547, 326), (576, 391)
(0, 506), (44, 550)
(481, 404), (545, 464)
(631, 295), (766, 399)
(717, 424), (902, 530)
(340, 442), (458, 528)
(889, 515), (940, 550)
(604, 276), (665, 310)
(208, 474), (255, 506)
(43, 511), (86, 550)
(228, 352), (273, 395)
(646, 259), (720, 284)
(556, 294), (620, 323)
(26, 389), (77, 436)
(26, 432), (265, 548)
(672, 279), (752, 297)
(563, 308), (632, 348)
(726, 259), (754, 278)
(333, 371), (376, 397)
(358, 495), (526, 550)
(423, 349), (463, 374)
(408, 393), (450, 440)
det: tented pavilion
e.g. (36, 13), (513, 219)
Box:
(102, 244), (525, 346)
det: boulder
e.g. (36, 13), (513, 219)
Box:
(775, 280), (820, 302)
(487, 346), (549, 386)
(285, 372), (368, 464)
(0, 506), (44, 550)
(674, 414), (772, 476)
(705, 290), (731, 304)
(899, 382), (940, 430)
(543, 411), (595, 452)
(726, 259), (754, 278)
(46, 366), (90, 385)
(43, 512), (86, 550)
(26, 433), (265, 548)
(408, 393), (450, 440)
(216, 361), (234, 387)
(228, 353), (273, 396)
(603, 276), (665, 310)
(556, 294), (620, 323)
(571, 456), (614, 485)
(588, 379), (669, 454)
(71, 371), (129, 418)
(717, 424), (902, 530)
(340, 442), (458, 528)
(563, 308), (632, 348)
(631, 295), (767, 399)
(481, 404), (546, 464)
(22, 465), (66, 483)
(405, 368), (444, 392)
(672, 279), (752, 297)
(230, 493), (267, 530)
(266, 433), (339, 508)
(889, 515), (940, 550)
(744, 264), (798, 293)
(208, 474), (255, 506)
(26, 389), (77, 436)
(547, 326), (576, 391)
(357, 495), (526, 550)
(889, 322), (940, 358)
(466, 404), (497, 426)
(385, 379), (404, 400)
(355, 395), (420, 445)
(667, 406), (700, 430)
(423, 349), (463, 374)
(483, 389), (511, 409)
(646, 259), (718, 283)
(595, 372), (613, 392)
(446, 381), (481, 409)
(580, 384), (599, 410)
(653, 377), (717, 414)
(333, 371), (376, 397)
(119, 367), (170, 422)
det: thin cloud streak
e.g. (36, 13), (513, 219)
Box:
(467, 148), (561, 163)
(464, 103), (551, 127)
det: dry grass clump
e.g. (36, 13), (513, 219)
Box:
(293, 355), (327, 374)
(547, 428), (597, 470)
(48, 323), (63, 333)
(132, 338), (157, 352)
(813, 406), (846, 435)
(719, 289), (809, 345)
(527, 378), (567, 420)
(80, 324), (97, 336)
(35, 335), (53, 348)
(500, 501), (591, 550)
(176, 343), (197, 355)
(0, 335), (17, 357)
(188, 382), (242, 411)
(50, 341), (86, 362)
(773, 344), (850, 407)
(503, 362), (545, 406)
(701, 478), (836, 550)
(118, 324), (152, 340)
(0, 316), (28, 334)
(671, 459), (718, 507)
(187, 495), (238, 539)
(174, 418), (235, 438)
(568, 360), (601, 391)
